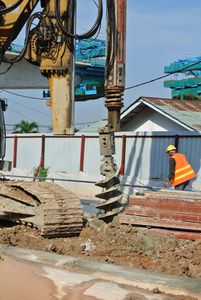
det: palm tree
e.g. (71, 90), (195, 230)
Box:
(12, 120), (39, 134)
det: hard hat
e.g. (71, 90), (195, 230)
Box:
(166, 145), (177, 153)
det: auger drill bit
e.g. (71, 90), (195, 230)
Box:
(95, 131), (123, 222)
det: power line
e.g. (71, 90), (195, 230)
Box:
(7, 98), (52, 117)
(8, 107), (44, 125)
(3, 55), (201, 98)
(125, 59), (201, 91)
(75, 120), (100, 125)
(1, 89), (45, 100)
(6, 123), (52, 128)
(125, 73), (170, 90)
(5, 119), (100, 127)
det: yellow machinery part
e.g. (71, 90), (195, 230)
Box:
(0, 0), (39, 49)
(48, 73), (74, 134)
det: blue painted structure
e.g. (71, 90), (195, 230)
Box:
(164, 57), (201, 99)
(75, 39), (105, 100)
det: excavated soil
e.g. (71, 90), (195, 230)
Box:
(0, 215), (201, 281)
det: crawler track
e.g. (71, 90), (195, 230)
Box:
(0, 181), (83, 238)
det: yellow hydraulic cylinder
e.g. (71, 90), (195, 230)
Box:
(41, 0), (75, 135)
(47, 73), (74, 135)
(25, 0), (76, 135)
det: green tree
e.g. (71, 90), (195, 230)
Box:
(12, 120), (39, 134)
(33, 166), (50, 182)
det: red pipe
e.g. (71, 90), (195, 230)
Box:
(80, 135), (85, 172)
(13, 135), (18, 168)
(121, 135), (126, 175)
(117, 135), (126, 177)
(40, 135), (45, 168)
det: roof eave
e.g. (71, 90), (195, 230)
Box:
(121, 97), (195, 131)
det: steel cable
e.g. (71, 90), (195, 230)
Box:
(0, 12), (43, 63)
(0, 0), (24, 15)
(55, 0), (103, 40)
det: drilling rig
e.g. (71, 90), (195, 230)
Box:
(0, 0), (126, 233)
(95, 0), (126, 221)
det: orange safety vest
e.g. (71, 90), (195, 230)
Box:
(170, 153), (196, 187)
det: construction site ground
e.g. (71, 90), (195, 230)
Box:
(0, 214), (201, 299)
(0, 243), (201, 300)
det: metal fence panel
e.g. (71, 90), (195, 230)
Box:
(45, 137), (81, 172)
(4, 137), (14, 162)
(83, 137), (100, 174)
(124, 135), (147, 177)
(150, 135), (175, 179)
(124, 132), (178, 179)
(5, 132), (201, 184)
(114, 136), (123, 171)
(16, 137), (42, 170)
(177, 134), (201, 176)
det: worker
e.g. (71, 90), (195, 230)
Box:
(164, 145), (196, 190)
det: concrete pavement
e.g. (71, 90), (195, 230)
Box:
(0, 244), (200, 300)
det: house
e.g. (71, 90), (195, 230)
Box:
(120, 97), (201, 131)
(79, 97), (201, 132)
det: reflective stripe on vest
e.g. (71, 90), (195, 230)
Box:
(170, 153), (196, 187)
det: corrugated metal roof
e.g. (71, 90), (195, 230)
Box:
(79, 120), (108, 132)
(121, 97), (201, 131)
(79, 97), (201, 132)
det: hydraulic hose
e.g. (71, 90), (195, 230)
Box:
(0, 0), (24, 15)
(55, 0), (103, 40)
(0, 12), (43, 63)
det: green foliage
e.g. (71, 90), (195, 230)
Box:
(34, 166), (49, 182)
(12, 120), (39, 134)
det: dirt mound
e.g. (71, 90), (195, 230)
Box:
(0, 215), (201, 280)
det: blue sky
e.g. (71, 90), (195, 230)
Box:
(1, 0), (201, 132)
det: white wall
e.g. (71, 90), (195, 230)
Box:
(121, 107), (186, 132)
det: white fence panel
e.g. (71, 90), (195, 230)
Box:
(114, 136), (123, 172)
(5, 132), (201, 189)
(124, 134), (152, 178)
(84, 136), (101, 174)
(4, 137), (14, 162)
(45, 137), (81, 172)
(149, 134), (175, 179)
(16, 137), (42, 170)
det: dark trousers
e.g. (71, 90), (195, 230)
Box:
(175, 180), (190, 190)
